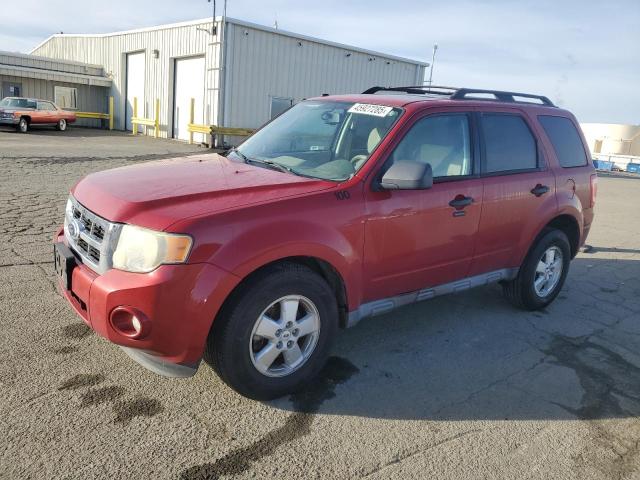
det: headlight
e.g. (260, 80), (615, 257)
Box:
(112, 225), (192, 273)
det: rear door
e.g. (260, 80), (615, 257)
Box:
(363, 110), (483, 301)
(35, 101), (55, 124)
(469, 109), (557, 276)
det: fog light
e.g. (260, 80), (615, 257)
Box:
(110, 306), (150, 339)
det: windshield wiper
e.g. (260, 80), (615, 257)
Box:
(225, 147), (249, 162)
(227, 149), (313, 178)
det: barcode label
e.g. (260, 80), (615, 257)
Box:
(348, 103), (394, 117)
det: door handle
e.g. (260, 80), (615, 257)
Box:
(449, 195), (474, 209)
(530, 184), (550, 197)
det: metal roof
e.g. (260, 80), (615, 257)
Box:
(0, 50), (111, 87)
(30, 17), (428, 68)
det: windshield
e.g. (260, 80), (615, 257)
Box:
(0, 98), (36, 109)
(235, 100), (402, 181)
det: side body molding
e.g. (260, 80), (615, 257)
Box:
(347, 268), (519, 327)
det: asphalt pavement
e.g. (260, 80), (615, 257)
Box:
(1, 127), (639, 479)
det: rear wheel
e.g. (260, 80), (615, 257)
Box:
(56, 119), (67, 131)
(205, 262), (338, 400)
(17, 117), (28, 133)
(503, 229), (571, 310)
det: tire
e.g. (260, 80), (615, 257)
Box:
(56, 119), (67, 131)
(503, 229), (571, 310)
(205, 262), (339, 400)
(17, 117), (28, 133)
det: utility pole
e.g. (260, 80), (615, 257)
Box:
(428, 44), (438, 86)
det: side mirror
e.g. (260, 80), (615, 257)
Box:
(380, 161), (433, 190)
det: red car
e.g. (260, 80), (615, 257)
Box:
(0, 97), (76, 133)
(54, 86), (596, 399)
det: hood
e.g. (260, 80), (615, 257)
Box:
(72, 153), (335, 231)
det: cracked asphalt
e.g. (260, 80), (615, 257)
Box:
(1, 128), (639, 480)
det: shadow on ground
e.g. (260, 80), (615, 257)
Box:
(268, 256), (640, 422)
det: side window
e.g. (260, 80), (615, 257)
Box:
(390, 114), (472, 178)
(481, 114), (537, 173)
(37, 102), (55, 111)
(538, 115), (588, 167)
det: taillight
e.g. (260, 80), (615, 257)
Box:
(590, 174), (598, 208)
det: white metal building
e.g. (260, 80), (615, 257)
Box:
(31, 17), (426, 142)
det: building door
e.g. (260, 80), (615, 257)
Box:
(173, 56), (205, 142)
(125, 52), (146, 131)
(2, 82), (22, 98)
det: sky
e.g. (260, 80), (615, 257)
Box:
(2, 0), (639, 124)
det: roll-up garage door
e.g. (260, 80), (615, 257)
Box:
(125, 52), (146, 132)
(173, 56), (205, 142)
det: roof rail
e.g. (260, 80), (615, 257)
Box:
(363, 85), (555, 107)
(362, 85), (457, 96)
(451, 88), (554, 106)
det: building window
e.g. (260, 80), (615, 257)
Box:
(54, 86), (78, 109)
(270, 96), (293, 119)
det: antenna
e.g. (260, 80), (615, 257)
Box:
(196, 0), (222, 36)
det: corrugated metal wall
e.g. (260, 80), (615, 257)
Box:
(0, 75), (108, 127)
(32, 18), (425, 139)
(32, 20), (220, 137)
(223, 21), (425, 129)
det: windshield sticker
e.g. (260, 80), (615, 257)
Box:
(348, 103), (394, 117)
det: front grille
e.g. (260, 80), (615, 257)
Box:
(64, 196), (119, 274)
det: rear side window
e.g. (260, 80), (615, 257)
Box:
(538, 116), (588, 167)
(481, 114), (537, 173)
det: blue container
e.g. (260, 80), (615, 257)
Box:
(593, 160), (613, 171)
(626, 163), (640, 174)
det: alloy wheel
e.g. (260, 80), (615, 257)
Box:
(534, 246), (563, 298)
(249, 295), (321, 377)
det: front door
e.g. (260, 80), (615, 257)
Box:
(363, 112), (483, 302)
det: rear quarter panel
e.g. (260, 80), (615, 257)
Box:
(526, 109), (595, 248)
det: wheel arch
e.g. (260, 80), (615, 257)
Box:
(526, 213), (581, 261)
(544, 214), (581, 258)
(214, 256), (350, 331)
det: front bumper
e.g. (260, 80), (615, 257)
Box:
(0, 117), (18, 126)
(55, 229), (240, 375)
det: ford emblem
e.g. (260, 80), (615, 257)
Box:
(68, 219), (83, 240)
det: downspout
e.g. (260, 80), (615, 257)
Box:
(217, 15), (229, 148)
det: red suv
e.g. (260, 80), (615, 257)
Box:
(54, 86), (596, 399)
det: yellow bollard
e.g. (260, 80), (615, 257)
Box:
(132, 97), (138, 136)
(189, 98), (195, 145)
(108, 96), (114, 131)
(154, 98), (160, 139)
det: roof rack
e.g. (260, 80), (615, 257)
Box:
(362, 85), (555, 107)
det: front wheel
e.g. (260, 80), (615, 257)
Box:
(56, 119), (67, 131)
(17, 117), (28, 133)
(205, 262), (338, 400)
(503, 229), (571, 310)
